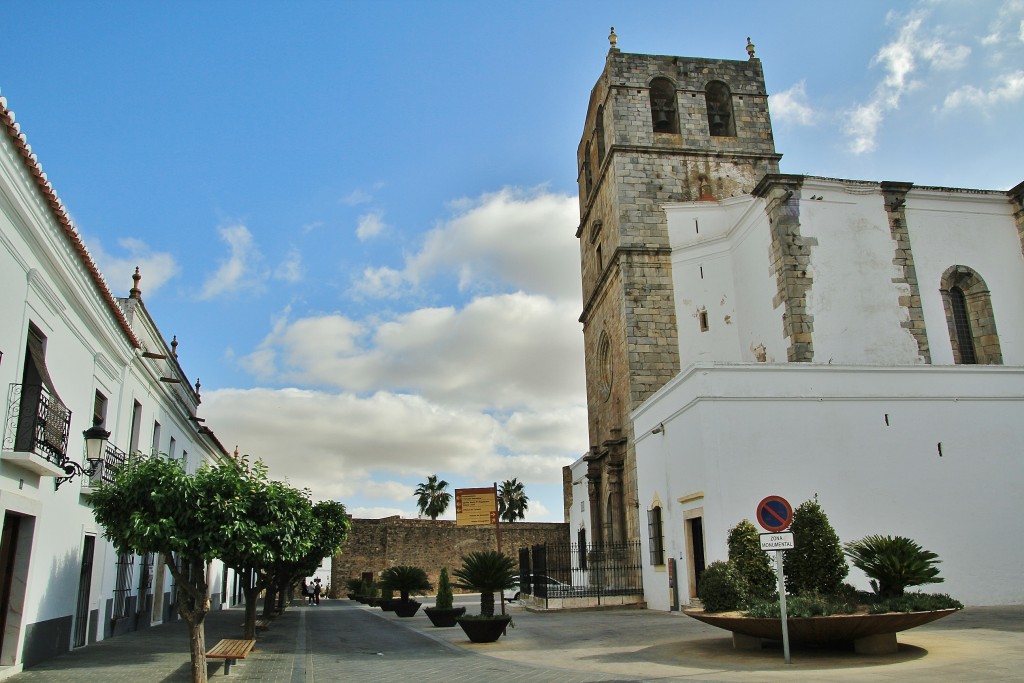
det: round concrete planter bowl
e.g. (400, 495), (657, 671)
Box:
(685, 608), (960, 654)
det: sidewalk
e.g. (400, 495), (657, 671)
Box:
(5, 598), (1022, 681)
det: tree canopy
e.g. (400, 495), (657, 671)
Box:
(415, 474), (451, 520)
(90, 456), (254, 683)
(498, 478), (529, 522)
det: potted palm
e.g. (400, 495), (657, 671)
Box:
(452, 550), (518, 643)
(424, 567), (465, 627)
(379, 565), (432, 618)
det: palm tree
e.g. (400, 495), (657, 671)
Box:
(415, 475), (451, 520)
(498, 478), (528, 522)
(452, 550), (518, 618)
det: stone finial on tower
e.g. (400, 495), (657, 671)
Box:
(609, 27), (618, 51)
(171, 335), (178, 357)
(129, 266), (142, 299)
(746, 37), (756, 59)
(195, 378), (201, 401)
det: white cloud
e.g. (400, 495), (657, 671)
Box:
(221, 186), (589, 519)
(349, 187), (580, 301)
(246, 292), (585, 411)
(406, 186), (580, 300)
(274, 248), (303, 282)
(941, 70), (1024, 111)
(198, 224), (264, 300)
(362, 479), (415, 502)
(770, 81), (816, 126)
(352, 266), (407, 299)
(201, 386), (582, 514)
(342, 189), (372, 206)
(843, 8), (973, 154)
(356, 211), (386, 240)
(88, 236), (179, 298)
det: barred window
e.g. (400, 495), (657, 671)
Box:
(112, 553), (135, 620)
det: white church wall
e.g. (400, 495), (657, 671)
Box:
(634, 363), (1024, 610)
(902, 188), (1024, 365)
(666, 198), (785, 365)
(799, 181), (924, 365)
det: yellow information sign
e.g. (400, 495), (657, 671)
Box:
(455, 487), (497, 527)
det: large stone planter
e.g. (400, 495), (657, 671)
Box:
(424, 606), (466, 627)
(685, 608), (960, 654)
(456, 615), (513, 643)
(393, 600), (422, 618)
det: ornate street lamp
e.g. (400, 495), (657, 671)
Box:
(55, 420), (109, 490)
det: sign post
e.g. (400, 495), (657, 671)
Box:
(456, 485), (504, 617)
(756, 496), (794, 664)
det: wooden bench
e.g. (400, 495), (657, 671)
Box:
(206, 638), (255, 675)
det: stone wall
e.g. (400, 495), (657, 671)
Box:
(331, 517), (569, 597)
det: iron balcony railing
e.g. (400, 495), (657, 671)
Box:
(3, 382), (71, 467)
(86, 441), (129, 488)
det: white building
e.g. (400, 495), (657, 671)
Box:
(569, 41), (1024, 611)
(0, 92), (239, 673)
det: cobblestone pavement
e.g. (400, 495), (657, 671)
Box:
(4, 599), (1022, 682)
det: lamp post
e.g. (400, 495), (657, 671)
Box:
(55, 421), (109, 490)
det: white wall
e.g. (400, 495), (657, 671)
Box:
(634, 363), (1024, 609)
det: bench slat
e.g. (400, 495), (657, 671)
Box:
(206, 638), (255, 659)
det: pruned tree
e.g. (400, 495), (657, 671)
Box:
(90, 456), (254, 683)
(498, 478), (529, 522)
(415, 474), (451, 520)
(262, 499), (350, 615)
(216, 470), (314, 636)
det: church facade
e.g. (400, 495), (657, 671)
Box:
(568, 34), (1024, 608)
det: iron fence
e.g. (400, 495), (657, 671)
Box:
(518, 540), (643, 605)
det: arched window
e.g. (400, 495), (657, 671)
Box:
(649, 78), (678, 133)
(940, 266), (1002, 365)
(596, 106), (606, 164)
(705, 80), (735, 137)
(647, 506), (665, 565)
(597, 332), (613, 401)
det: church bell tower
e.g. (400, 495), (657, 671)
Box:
(575, 30), (781, 545)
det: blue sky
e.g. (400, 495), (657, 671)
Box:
(3, 1), (1021, 521)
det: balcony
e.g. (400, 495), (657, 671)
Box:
(2, 383), (71, 476)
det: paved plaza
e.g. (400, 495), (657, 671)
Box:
(4, 598), (1021, 682)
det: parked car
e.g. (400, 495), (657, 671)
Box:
(503, 575), (572, 602)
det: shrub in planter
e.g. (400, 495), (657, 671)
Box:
(727, 519), (776, 601)
(425, 567), (465, 627)
(784, 498), (848, 596)
(379, 565), (431, 617)
(697, 561), (748, 612)
(867, 592), (963, 614)
(452, 550), (518, 619)
(844, 535), (944, 598)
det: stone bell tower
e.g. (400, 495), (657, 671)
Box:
(575, 31), (781, 546)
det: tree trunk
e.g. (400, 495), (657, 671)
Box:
(166, 554), (210, 683)
(241, 580), (260, 640)
(186, 616), (208, 683)
(481, 591), (495, 618)
(262, 583), (277, 618)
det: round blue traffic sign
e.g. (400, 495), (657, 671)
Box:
(756, 495), (793, 532)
